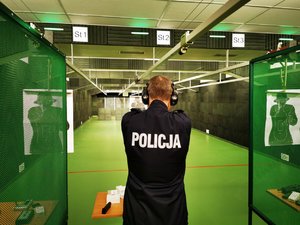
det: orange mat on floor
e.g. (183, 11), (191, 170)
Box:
(91, 192), (123, 219)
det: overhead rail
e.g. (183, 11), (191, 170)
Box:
(65, 68), (212, 77)
(67, 56), (247, 63)
(120, 0), (250, 94)
(174, 61), (249, 85)
(66, 59), (107, 95)
(177, 84), (198, 92)
(177, 77), (249, 91)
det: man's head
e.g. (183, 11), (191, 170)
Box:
(35, 92), (55, 107)
(147, 75), (173, 109)
(275, 92), (289, 105)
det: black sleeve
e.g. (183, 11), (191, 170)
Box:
(121, 109), (142, 144)
(173, 110), (192, 135)
(184, 115), (192, 136)
(121, 112), (131, 144)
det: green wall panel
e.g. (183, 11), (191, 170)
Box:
(0, 3), (67, 225)
(250, 45), (300, 224)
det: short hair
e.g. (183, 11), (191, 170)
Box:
(148, 75), (172, 101)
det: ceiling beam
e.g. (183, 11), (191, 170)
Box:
(177, 77), (249, 90)
(177, 84), (198, 92)
(66, 59), (107, 95)
(174, 61), (249, 85)
(80, 68), (211, 74)
(224, 71), (249, 82)
(120, 0), (250, 94)
(67, 56), (247, 63)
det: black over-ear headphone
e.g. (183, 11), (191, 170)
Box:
(142, 82), (178, 106)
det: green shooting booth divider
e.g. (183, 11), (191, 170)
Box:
(249, 45), (300, 224)
(0, 2), (67, 225)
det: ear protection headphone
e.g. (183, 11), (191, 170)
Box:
(141, 82), (178, 106)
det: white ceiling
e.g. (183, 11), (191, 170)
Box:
(2, 0), (300, 34)
(1, 0), (300, 92)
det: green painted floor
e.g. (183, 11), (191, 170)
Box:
(67, 117), (266, 225)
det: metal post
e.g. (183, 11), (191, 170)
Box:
(226, 49), (229, 67)
(71, 43), (74, 64)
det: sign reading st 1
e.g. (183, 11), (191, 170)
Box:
(73, 26), (88, 42)
(157, 30), (171, 45)
(232, 33), (245, 48)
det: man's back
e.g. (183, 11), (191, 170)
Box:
(121, 100), (191, 225)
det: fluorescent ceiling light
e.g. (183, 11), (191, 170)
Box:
(209, 35), (226, 38)
(44, 27), (64, 31)
(279, 38), (294, 41)
(131, 31), (149, 35)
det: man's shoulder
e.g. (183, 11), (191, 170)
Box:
(173, 109), (185, 114)
(172, 109), (189, 119)
(130, 108), (143, 113)
(122, 108), (143, 122)
(172, 109), (191, 125)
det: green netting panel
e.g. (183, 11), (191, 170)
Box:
(0, 3), (67, 225)
(250, 45), (300, 224)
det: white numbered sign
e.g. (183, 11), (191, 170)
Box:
(157, 30), (171, 45)
(73, 26), (88, 42)
(232, 33), (245, 48)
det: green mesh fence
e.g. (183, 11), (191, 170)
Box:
(250, 45), (300, 224)
(0, 3), (67, 225)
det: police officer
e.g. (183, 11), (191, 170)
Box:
(121, 75), (192, 225)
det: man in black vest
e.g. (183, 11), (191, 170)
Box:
(121, 75), (191, 225)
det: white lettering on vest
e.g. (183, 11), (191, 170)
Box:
(173, 134), (181, 148)
(131, 132), (181, 149)
(158, 134), (166, 149)
(132, 132), (139, 146)
(153, 134), (158, 148)
(139, 133), (147, 148)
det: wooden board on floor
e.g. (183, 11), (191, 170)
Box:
(91, 192), (123, 219)
(267, 189), (300, 212)
(0, 200), (57, 225)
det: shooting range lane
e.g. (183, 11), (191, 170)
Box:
(67, 117), (265, 225)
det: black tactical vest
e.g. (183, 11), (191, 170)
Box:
(121, 100), (191, 225)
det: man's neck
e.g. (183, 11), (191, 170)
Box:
(149, 98), (170, 111)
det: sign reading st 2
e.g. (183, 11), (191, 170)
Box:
(157, 30), (171, 45)
(73, 26), (88, 42)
